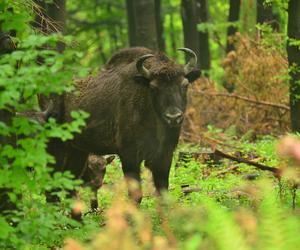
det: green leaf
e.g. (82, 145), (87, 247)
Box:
(0, 217), (14, 239)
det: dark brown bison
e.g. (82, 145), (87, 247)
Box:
(48, 47), (200, 202)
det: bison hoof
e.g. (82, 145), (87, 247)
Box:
(91, 198), (99, 210)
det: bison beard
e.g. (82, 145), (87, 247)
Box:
(46, 47), (200, 214)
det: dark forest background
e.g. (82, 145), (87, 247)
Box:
(25, 0), (300, 136)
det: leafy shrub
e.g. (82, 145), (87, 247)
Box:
(0, 1), (89, 248)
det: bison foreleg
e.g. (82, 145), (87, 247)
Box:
(120, 156), (143, 203)
(64, 147), (89, 221)
(146, 153), (173, 194)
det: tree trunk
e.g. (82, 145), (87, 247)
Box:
(287, 0), (300, 132)
(33, 0), (65, 53)
(133, 0), (158, 50)
(226, 0), (241, 54)
(107, 3), (118, 53)
(34, 0), (66, 121)
(0, 21), (17, 213)
(46, 0), (66, 32)
(256, 0), (280, 31)
(0, 17), (16, 146)
(0, 32), (14, 55)
(126, 0), (137, 46)
(181, 0), (199, 63)
(0, 7), (16, 55)
(155, 0), (165, 51)
(46, 0), (66, 52)
(169, 11), (177, 56)
(196, 0), (210, 70)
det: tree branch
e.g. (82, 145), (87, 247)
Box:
(214, 149), (280, 176)
(193, 90), (290, 111)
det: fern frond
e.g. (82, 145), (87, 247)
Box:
(203, 197), (250, 250)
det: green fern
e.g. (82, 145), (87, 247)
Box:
(203, 197), (250, 250)
(256, 183), (300, 250)
(198, 183), (300, 250)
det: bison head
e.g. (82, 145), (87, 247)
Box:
(135, 48), (200, 128)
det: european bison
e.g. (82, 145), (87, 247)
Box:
(48, 47), (200, 202)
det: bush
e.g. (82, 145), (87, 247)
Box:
(0, 1), (89, 248)
(183, 32), (289, 141)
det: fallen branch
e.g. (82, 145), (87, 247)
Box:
(181, 186), (250, 198)
(182, 187), (202, 195)
(214, 149), (280, 176)
(193, 91), (290, 111)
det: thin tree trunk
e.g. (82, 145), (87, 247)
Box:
(169, 11), (177, 56)
(0, 31), (14, 55)
(46, 0), (66, 52)
(126, 0), (137, 46)
(46, 0), (66, 32)
(134, 0), (158, 50)
(181, 0), (199, 62)
(34, 0), (66, 121)
(32, 0), (47, 31)
(0, 16), (16, 146)
(155, 0), (165, 51)
(256, 0), (280, 31)
(287, 0), (300, 132)
(0, 21), (17, 213)
(107, 3), (118, 52)
(196, 0), (210, 70)
(226, 0), (241, 53)
(95, 26), (107, 63)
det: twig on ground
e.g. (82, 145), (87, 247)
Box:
(181, 187), (202, 195)
(215, 166), (239, 177)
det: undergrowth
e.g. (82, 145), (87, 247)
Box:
(62, 135), (300, 250)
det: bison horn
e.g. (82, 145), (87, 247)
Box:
(177, 48), (197, 75)
(136, 54), (154, 79)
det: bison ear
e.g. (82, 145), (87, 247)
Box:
(134, 75), (151, 86)
(186, 69), (201, 83)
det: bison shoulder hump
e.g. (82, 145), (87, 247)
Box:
(105, 47), (153, 68)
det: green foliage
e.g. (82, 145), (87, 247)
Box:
(0, 0), (90, 248)
(67, 0), (128, 69)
